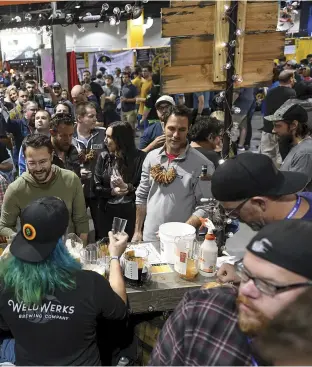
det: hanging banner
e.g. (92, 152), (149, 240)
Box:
(284, 38), (296, 55)
(136, 49), (151, 64)
(95, 50), (134, 75)
(136, 47), (170, 73)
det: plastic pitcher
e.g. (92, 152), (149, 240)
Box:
(159, 222), (196, 264)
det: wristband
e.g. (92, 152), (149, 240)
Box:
(110, 256), (120, 263)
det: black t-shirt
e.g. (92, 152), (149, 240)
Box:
(263, 86), (296, 133)
(0, 270), (127, 365)
(0, 141), (9, 163)
(145, 85), (160, 120)
(90, 82), (104, 104)
(193, 147), (220, 169)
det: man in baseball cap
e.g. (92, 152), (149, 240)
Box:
(0, 195), (130, 365)
(11, 196), (69, 262)
(150, 219), (312, 365)
(139, 94), (175, 153)
(211, 152), (312, 284)
(265, 101), (312, 191)
(211, 152), (311, 232)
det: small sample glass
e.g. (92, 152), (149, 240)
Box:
(112, 217), (127, 234)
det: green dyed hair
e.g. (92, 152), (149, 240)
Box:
(0, 240), (82, 306)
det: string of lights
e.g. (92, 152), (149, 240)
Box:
(216, 1), (245, 161)
(0, 2), (149, 33)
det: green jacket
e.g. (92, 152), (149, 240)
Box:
(0, 165), (89, 237)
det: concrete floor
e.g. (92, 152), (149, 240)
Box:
(223, 111), (263, 258)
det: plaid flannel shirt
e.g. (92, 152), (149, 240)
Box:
(149, 287), (253, 366)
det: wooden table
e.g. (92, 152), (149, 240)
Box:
(126, 242), (215, 314)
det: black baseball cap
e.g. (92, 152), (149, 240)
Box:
(247, 220), (312, 280)
(265, 101), (308, 123)
(52, 82), (62, 89)
(11, 197), (69, 263)
(211, 153), (308, 201)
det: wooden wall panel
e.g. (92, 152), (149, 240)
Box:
(170, 1), (214, 7)
(235, 0), (247, 77)
(241, 60), (274, 87)
(161, 0), (281, 93)
(162, 64), (224, 93)
(170, 32), (284, 67)
(171, 36), (213, 66)
(244, 32), (285, 61)
(162, 4), (215, 37)
(163, 1), (279, 37)
(162, 59), (274, 94)
(245, 2), (279, 32)
(213, 1), (231, 82)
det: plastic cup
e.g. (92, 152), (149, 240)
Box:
(112, 217), (127, 234)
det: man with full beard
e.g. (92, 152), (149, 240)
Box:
(0, 135), (88, 244)
(149, 219), (312, 365)
(266, 101), (312, 191)
(49, 113), (80, 177)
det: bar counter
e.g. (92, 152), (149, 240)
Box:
(125, 241), (216, 314)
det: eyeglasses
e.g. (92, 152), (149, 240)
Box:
(223, 198), (249, 220)
(26, 159), (50, 169)
(235, 261), (312, 297)
(157, 104), (171, 113)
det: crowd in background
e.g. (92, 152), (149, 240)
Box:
(0, 54), (311, 365)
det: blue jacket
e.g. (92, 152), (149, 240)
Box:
(139, 121), (163, 150)
(6, 118), (33, 164)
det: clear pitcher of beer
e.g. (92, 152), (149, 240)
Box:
(174, 235), (199, 280)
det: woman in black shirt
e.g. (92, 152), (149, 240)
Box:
(94, 121), (146, 239)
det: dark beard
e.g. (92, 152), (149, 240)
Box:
(277, 134), (293, 159)
(239, 217), (265, 232)
(54, 140), (70, 152)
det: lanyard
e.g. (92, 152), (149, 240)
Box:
(286, 195), (301, 219)
(247, 338), (258, 367)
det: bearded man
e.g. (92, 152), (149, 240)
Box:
(0, 134), (89, 244)
(149, 219), (312, 365)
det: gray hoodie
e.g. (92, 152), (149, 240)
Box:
(135, 144), (215, 241)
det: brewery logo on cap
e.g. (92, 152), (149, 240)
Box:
(251, 238), (272, 254)
(23, 224), (36, 241)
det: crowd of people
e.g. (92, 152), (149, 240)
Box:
(0, 55), (310, 366)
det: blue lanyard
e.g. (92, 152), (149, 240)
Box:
(286, 195), (301, 219)
(247, 338), (258, 366)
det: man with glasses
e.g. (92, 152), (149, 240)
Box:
(139, 95), (175, 153)
(284, 59), (301, 83)
(0, 134), (89, 244)
(149, 219), (312, 365)
(208, 152), (312, 283)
